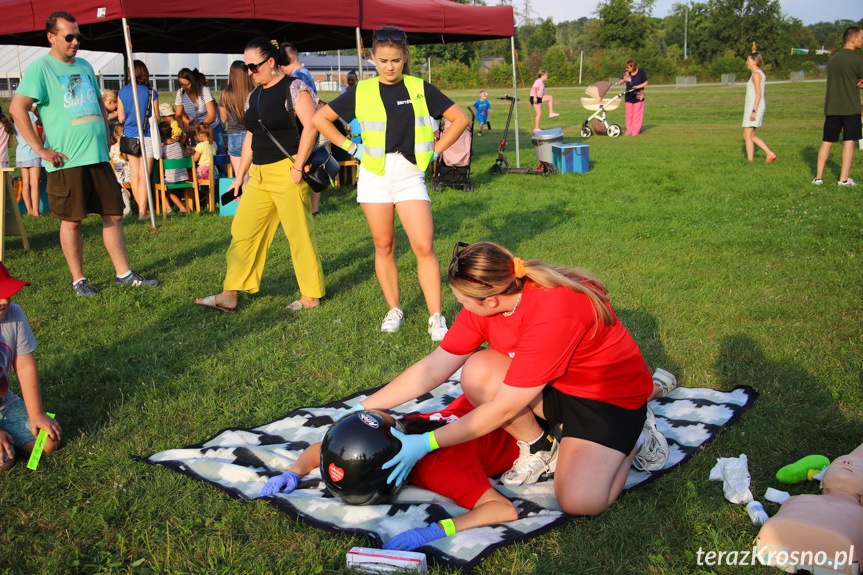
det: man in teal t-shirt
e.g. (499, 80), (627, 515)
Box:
(10, 10), (157, 298)
(813, 26), (863, 187)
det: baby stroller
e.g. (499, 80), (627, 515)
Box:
(579, 82), (633, 138)
(431, 109), (475, 191)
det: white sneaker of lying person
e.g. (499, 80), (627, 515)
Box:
(632, 405), (670, 473)
(501, 435), (560, 486)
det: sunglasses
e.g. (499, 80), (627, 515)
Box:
(452, 241), (495, 289)
(60, 33), (85, 43)
(374, 28), (406, 43)
(241, 58), (270, 74)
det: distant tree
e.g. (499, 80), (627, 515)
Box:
(528, 18), (558, 51)
(699, 0), (792, 64)
(595, 0), (656, 51)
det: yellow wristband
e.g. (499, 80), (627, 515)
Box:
(439, 518), (456, 537)
(340, 139), (353, 152)
(426, 430), (440, 451)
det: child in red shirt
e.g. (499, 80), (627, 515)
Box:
(259, 394), (519, 551)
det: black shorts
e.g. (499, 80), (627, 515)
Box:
(822, 114), (863, 143)
(46, 162), (125, 221)
(541, 385), (646, 455)
(530, 96), (543, 105)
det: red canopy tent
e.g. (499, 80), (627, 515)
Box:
(0, 0), (514, 52)
(0, 0), (518, 225)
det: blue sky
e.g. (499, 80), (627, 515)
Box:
(527, 0), (861, 26)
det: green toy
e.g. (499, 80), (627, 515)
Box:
(26, 412), (55, 470)
(776, 454), (830, 484)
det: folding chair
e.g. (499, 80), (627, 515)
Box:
(198, 155), (232, 212)
(155, 156), (200, 217)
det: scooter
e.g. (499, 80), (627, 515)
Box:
(489, 95), (557, 176)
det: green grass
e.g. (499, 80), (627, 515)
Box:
(1, 81), (861, 574)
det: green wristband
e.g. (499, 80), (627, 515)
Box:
(426, 430), (440, 451)
(439, 518), (456, 537)
(340, 139), (353, 152)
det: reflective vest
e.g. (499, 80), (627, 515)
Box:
(355, 75), (436, 175)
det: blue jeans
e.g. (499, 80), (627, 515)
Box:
(0, 398), (36, 463)
(227, 132), (245, 157)
(212, 122), (226, 154)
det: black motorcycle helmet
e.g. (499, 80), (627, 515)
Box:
(320, 410), (406, 505)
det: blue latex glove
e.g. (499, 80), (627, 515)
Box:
(383, 523), (446, 551)
(259, 471), (300, 497)
(342, 402), (365, 417)
(382, 428), (432, 486)
(353, 143), (364, 161)
(432, 151), (439, 161)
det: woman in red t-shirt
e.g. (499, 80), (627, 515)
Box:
(358, 241), (673, 517)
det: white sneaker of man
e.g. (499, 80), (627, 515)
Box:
(501, 437), (560, 486)
(380, 307), (404, 333)
(632, 405), (670, 472)
(428, 313), (448, 341)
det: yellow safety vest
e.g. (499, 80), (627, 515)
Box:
(355, 75), (436, 175)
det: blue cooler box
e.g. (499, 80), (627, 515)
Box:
(552, 143), (589, 174)
(219, 177), (239, 217)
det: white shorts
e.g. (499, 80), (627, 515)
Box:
(357, 153), (430, 204)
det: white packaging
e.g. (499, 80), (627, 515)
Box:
(746, 500), (769, 525)
(346, 547), (427, 574)
(764, 487), (791, 505)
(709, 455), (754, 504)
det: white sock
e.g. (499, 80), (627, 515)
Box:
(636, 431), (645, 450)
(72, 277), (86, 287)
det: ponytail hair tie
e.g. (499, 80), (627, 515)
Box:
(271, 39), (279, 48)
(512, 257), (526, 279)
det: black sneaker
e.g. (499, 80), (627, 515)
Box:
(73, 279), (98, 297)
(116, 271), (158, 287)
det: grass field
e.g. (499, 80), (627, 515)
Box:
(1, 80), (862, 574)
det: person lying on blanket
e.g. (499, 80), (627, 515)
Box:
(259, 394), (522, 551)
(350, 241), (676, 517)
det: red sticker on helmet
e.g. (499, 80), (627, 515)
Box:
(329, 463), (345, 482)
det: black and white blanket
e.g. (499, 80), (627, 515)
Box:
(139, 374), (757, 573)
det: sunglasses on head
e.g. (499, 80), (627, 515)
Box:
(374, 28), (405, 43)
(61, 33), (85, 42)
(452, 241), (495, 289)
(241, 58), (269, 74)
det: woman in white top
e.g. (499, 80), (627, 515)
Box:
(174, 68), (223, 150)
(742, 52), (776, 163)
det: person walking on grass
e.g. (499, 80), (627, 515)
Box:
(0, 263), (62, 472)
(529, 70), (559, 132)
(742, 51), (776, 163)
(10, 10), (157, 298)
(313, 26), (469, 341)
(813, 26), (863, 187)
(351, 241), (675, 517)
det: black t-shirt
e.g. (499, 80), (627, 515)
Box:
(329, 78), (455, 165)
(244, 75), (304, 165)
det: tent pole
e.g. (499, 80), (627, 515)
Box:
(122, 18), (156, 228)
(355, 28), (364, 79)
(511, 36), (519, 168)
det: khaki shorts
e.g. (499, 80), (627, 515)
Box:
(46, 163), (125, 221)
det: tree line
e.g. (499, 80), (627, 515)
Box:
(404, 0), (861, 89)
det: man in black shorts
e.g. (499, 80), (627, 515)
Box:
(10, 10), (156, 297)
(813, 26), (863, 187)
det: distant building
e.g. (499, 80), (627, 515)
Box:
(481, 57), (505, 71)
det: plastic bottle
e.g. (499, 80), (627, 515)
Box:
(746, 500), (769, 525)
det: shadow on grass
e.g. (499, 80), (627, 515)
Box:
(616, 307), (680, 377)
(713, 334), (863, 466)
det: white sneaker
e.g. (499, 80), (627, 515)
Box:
(632, 406), (669, 473)
(501, 437), (559, 486)
(652, 368), (678, 397)
(838, 178), (858, 186)
(428, 313), (448, 341)
(380, 307), (404, 333)
(812, 178), (824, 185)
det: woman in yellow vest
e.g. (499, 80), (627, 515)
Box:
(314, 26), (469, 341)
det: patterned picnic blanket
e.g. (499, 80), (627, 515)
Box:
(139, 374), (757, 573)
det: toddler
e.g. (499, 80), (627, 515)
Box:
(193, 122), (217, 182)
(471, 90), (492, 135)
(108, 124), (133, 217)
(159, 121), (190, 213)
(102, 89), (119, 138)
